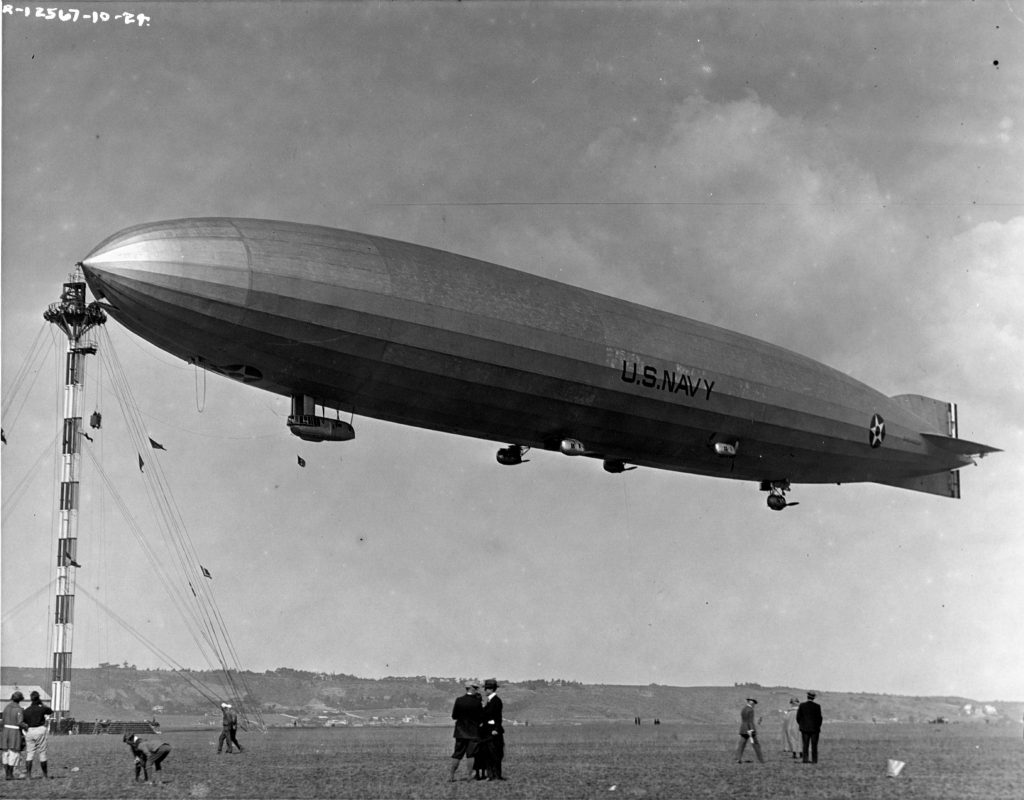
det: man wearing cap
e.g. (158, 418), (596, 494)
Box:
(735, 698), (764, 763)
(2, 691), (24, 780)
(217, 702), (243, 754)
(449, 683), (482, 781)
(479, 679), (506, 780)
(797, 691), (823, 763)
(123, 732), (172, 783)
(21, 691), (53, 778)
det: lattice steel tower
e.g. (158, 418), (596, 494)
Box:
(42, 268), (106, 728)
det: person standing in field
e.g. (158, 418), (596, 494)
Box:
(479, 679), (506, 780)
(449, 682), (482, 781)
(123, 732), (172, 784)
(735, 698), (764, 763)
(2, 691), (24, 781)
(218, 702), (244, 753)
(781, 697), (800, 759)
(797, 691), (823, 763)
(21, 691), (53, 779)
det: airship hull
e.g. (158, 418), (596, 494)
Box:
(81, 218), (994, 494)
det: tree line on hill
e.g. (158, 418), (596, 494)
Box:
(1, 665), (1018, 725)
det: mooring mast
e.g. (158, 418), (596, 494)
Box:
(42, 268), (106, 728)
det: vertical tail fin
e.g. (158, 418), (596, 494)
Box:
(877, 470), (961, 499)
(889, 394), (957, 436)
(882, 395), (999, 498)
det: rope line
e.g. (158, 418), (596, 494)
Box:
(0, 435), (57, 522)
(94, 328), (264, 729)
(76, 585), (224, 707)
(1, 323), (51, 426)
(0, 582), (52, 626)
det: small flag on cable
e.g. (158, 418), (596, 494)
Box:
(149, 437), (166, 451)
(201, 565), (212, 579)
(62, 542), (82, 568)
(138, 454), (145, 472)
(297, 455), (306, 468)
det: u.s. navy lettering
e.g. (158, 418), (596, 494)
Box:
(620, 360), (714, 400)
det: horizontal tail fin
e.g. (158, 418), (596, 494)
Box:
(883, 394), (999, 498)
(920, 433), (1001, 457)
(891, 391), (1000, 457)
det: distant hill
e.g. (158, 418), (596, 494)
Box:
(2, 666), (1020, 727)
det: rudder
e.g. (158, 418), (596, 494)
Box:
(876, 470), (960, 499)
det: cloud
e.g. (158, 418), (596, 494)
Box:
(477, 95), (909, 368)
(922, 216), (1024, 472)
(933, 217), (1024, 393)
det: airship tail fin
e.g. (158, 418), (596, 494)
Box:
(889, 393), (956, 435)
(876, 470), (961, 499)
(890, 394), (1000, 457)
(878, 393), (999, 499)
(919, 433), (1001, 457)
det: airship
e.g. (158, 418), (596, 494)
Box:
(80, 217), (997, 509)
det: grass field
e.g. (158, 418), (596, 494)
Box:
(3, 722), (1020, 799)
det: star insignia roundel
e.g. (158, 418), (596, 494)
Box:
(869, 413), (886, 448)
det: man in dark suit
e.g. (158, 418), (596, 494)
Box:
(735, 698), (764, 763)
(796, 691), (823, 763)
(480, 678), (506, 780)
(449, 683), (482, 781)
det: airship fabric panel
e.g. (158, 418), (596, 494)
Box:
(81, 218), (997, 495)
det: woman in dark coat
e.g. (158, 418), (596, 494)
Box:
(2, 691), (24, 781)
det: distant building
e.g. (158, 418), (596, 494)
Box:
(962, 703), (999, 718)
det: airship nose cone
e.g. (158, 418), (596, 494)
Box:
(80, 255), (116, 302)
(80, 231), (170, 304)
(79, 260), (104, 298)
(80, 218), (251, 307)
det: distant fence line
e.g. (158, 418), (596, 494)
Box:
(53, 719), (160, 736)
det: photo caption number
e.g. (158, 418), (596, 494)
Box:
(1, 6), (152, 25)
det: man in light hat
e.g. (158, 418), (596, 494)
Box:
(217, 702), (243, 754)
(735, 698), (764, 763)
(448, 682), (482, 781)
(797, 691), (823, 763)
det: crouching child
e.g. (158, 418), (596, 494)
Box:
(123, 733), (171, 784)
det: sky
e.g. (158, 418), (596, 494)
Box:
(2, 1), (1022, 702)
